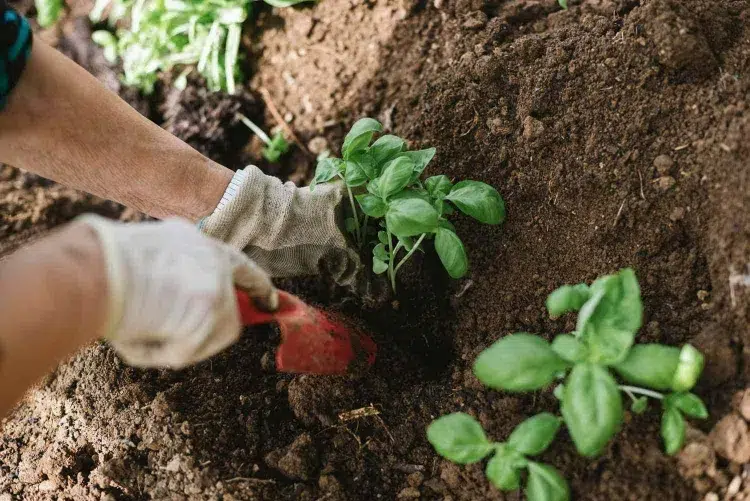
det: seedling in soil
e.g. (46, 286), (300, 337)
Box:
(238, 114), (290, 163)
(428, 268), (707, 498)
(311, 118), (506, 292)
(428, 412), (569, 501)
(89, 0), (310, 94)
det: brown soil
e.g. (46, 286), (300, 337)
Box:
(2, 0), (750, 499)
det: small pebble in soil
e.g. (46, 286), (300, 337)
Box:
(522, 116), (545, 139)
(726, 475), (742, 497)
(670, 207), (686, 221)
(655, 176), (677, 191)
(653, 154), (675, 174)
(710, 414), (750, 464)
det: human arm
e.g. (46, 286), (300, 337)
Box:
(0, 38), (233, 221)
(0, 216), (277, 417)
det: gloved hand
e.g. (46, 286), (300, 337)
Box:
(200, 166), (360, 285)
(80, 215), (277, 369)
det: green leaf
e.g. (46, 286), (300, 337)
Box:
(553, 384), (565, 401)
(438, 219), (457, 233)
(631, 397), (648, 414)
(435, 228), (469, 279)
(311, 157), (343, 190)
(426, 413), (493, 464)
(558, 0), (568, 9)
(401, 148), (437, 181)
(526, 462), (570, 501)
(263, 132), (290, 163)
(370, 135), (406, 165)
(485, 453), (521, 491)
(264, 0), (312, 7)
(92, 31), (119, 63)
(378, 231), (389, 245)
(546, 284), (590, 317)
(345, 160), (368, 187)
(551, 334), (588, 364)
(445, 181), (506, 225)
(661, 406), (686, 455)
(373, 257), (388, 275)
(612, 344), (681, 391)
(399, 236), (414, 251)
(391, 188), (432, 204)
(665, 393), (708, 419)
(473, 334), (568, 392)
(425, 175), (453, 198)
(367, 178), (382, 197)
(561, 364), (623, 457)
(385, 198), (439, 238)
(344, 218), (356, 233)
(347, 150), (377, 180)
(373, 243), (389, 261)
(577, 268), (642, 365)
(507, 413), (561, 456)
(379, 157), (415, 199)
(672, 344), (705, 392)
(355, 194), (386, 218)
(342, 118), (382, 158)
(36, 0), (63, 27)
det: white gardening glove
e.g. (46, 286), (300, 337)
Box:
(79, 215), (277, 369)
(200, 166), (360, 285)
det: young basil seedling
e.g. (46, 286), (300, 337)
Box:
(427, 412), (569, 501)
(311, 117), (506, 292)
(238, 114), (290, 164)
(429, 268), (708, 497)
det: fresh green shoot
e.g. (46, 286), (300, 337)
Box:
(311, 117), (505, 292)
(558, 0), (568, 9)
(428, 413), (569, 501)
(90, 0), (310, 94)
(428, 268), (707, 496)
(238, 114), (290, 163)
(35, 0), (63, 27)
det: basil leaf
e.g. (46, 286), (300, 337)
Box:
(399, 236), (414, 251)
(36, 0), (63, 27)
(526, 462), (570, 501)
(665, 393), (708, 420)
(425, 175), (453, 198)
(631, 397), (648, 414)
(311, 157), (343, 191)
(367, 178), (382, 197)
(373, 243), (389, 261)
(577, 268), (642, 365)
(445, 180), (506, 225)
(661, 406), (686, 455)
(435, 228), (469, 279)
(342, 118), (382, 158)
(379, 157), (415, 199)
(378, 231), (389, 245)
(551, 334), (588, 364)
(473, 334), (568, 392)
(342, 160), (364, 187)
(370, 135), (406, 165)
(391, 188), (432, 204)
(385, 198), (439, 238)
(401, 148), (437, 181)
(507, 413), (561, 456)
(671, 344), (705, 392)
(485, 454), (520, 491)
(356, 194), (387, 218)
(561, 364), (622, 457)
(349, 150), (378, 180)
(546, 283), (590, 317)
(426, 413), (493, 464)
(372, 257), (388, 275)
(438, 219), (457, 233)
(612, 344), (681, 391)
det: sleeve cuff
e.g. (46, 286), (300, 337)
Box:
(198, 168), (248, 230)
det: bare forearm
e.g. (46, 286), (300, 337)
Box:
(0, 223), (108, 416)
(0, 41), (232, 221)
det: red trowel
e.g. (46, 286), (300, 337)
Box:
(234, 289), (377, 375)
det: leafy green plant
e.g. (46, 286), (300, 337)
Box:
(238, 114), (290, 163)
(311, 118), (505, 292)
(90, 0), (309, 94)
(428, 268), (708, 497)
(428, 413), (569, 501)
(35, 0), (63, 27)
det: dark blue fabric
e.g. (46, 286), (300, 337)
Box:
(0, 1), (33, 109)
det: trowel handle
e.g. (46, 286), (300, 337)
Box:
(234, 289), (302, 326)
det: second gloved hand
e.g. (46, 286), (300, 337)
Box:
(80, 215), (277, 369)
(200, 166), (361, 285)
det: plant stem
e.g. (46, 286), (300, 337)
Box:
(237, 114), (271, 145)
(394, 233), (427, 274)
(618, 385), (664, 400)
(386, 229), (396, 292)
(345, 185), (361, 246)
(362, 215), (369, 248)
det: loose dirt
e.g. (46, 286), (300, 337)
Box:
(2, 0), (750, 499)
